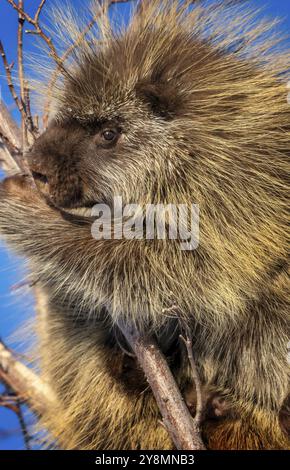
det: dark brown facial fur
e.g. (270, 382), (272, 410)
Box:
(26, 117), (124, 208)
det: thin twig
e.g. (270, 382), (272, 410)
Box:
(24, 81), (39, 139)
(0, 393), (19, 410)
(17, 0), (28, 150)
(6, 0), (34, 24)
(119, 322), (205, 450)
(180, 328), (204, 427)
(6, 0), (67, 72)
(16, 401), (32, 450)
(0, 40), (24, 117)
(1, 383), (32, 450)
(0, 36), (36, 147)
(34, 0), (47, 24)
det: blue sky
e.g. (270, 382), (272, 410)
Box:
(0, 0), (289, 451)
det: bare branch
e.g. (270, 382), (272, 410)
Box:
(0, 341), (55, 417)
(0, 101), (35, 184)
(119, 322), (206, 450)
(0, 35), (36, 148)
(34, 0), (47, 24)
(24, 81), (39, 139)
(0, 101), (21, 150)
(24, 30), (39, 35)
(1, 385), (33, 449)
(0, 101), (22, 173)
(180, 329), (204, 427)
(0, 130), (21, 173)
(0, 41), (24, 118)
(0, 393), (19, 410)
(0, 102), (21, 149)
(15, 399), (32, 450)
(6, 0), (66, 72)
(6, 0), (34, 24)
(17, 0), (28, 150)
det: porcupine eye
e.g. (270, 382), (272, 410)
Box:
(101, 129), (118, 142)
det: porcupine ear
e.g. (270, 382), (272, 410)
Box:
(135, 80), (183, 120)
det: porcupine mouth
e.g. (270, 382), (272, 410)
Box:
(32, 171), (95, 219)
(63, 206), (94, 218)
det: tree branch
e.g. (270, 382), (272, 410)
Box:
(0, 341), (55, 417)
(119, 323), (205, 450)
(24, 81), (39, 139)
(34, 0), (47, 24)
(15, 398), (32, 450)
(0, 101), (34, 182)
(0, 101), (22, 173)
(6, 0), (66, 72)
(0, 41), (24, 119)
(17, 0), (28, 150)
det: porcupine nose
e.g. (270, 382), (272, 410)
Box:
(31, 170), (50, 195)
(25, 121), (84, 207)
